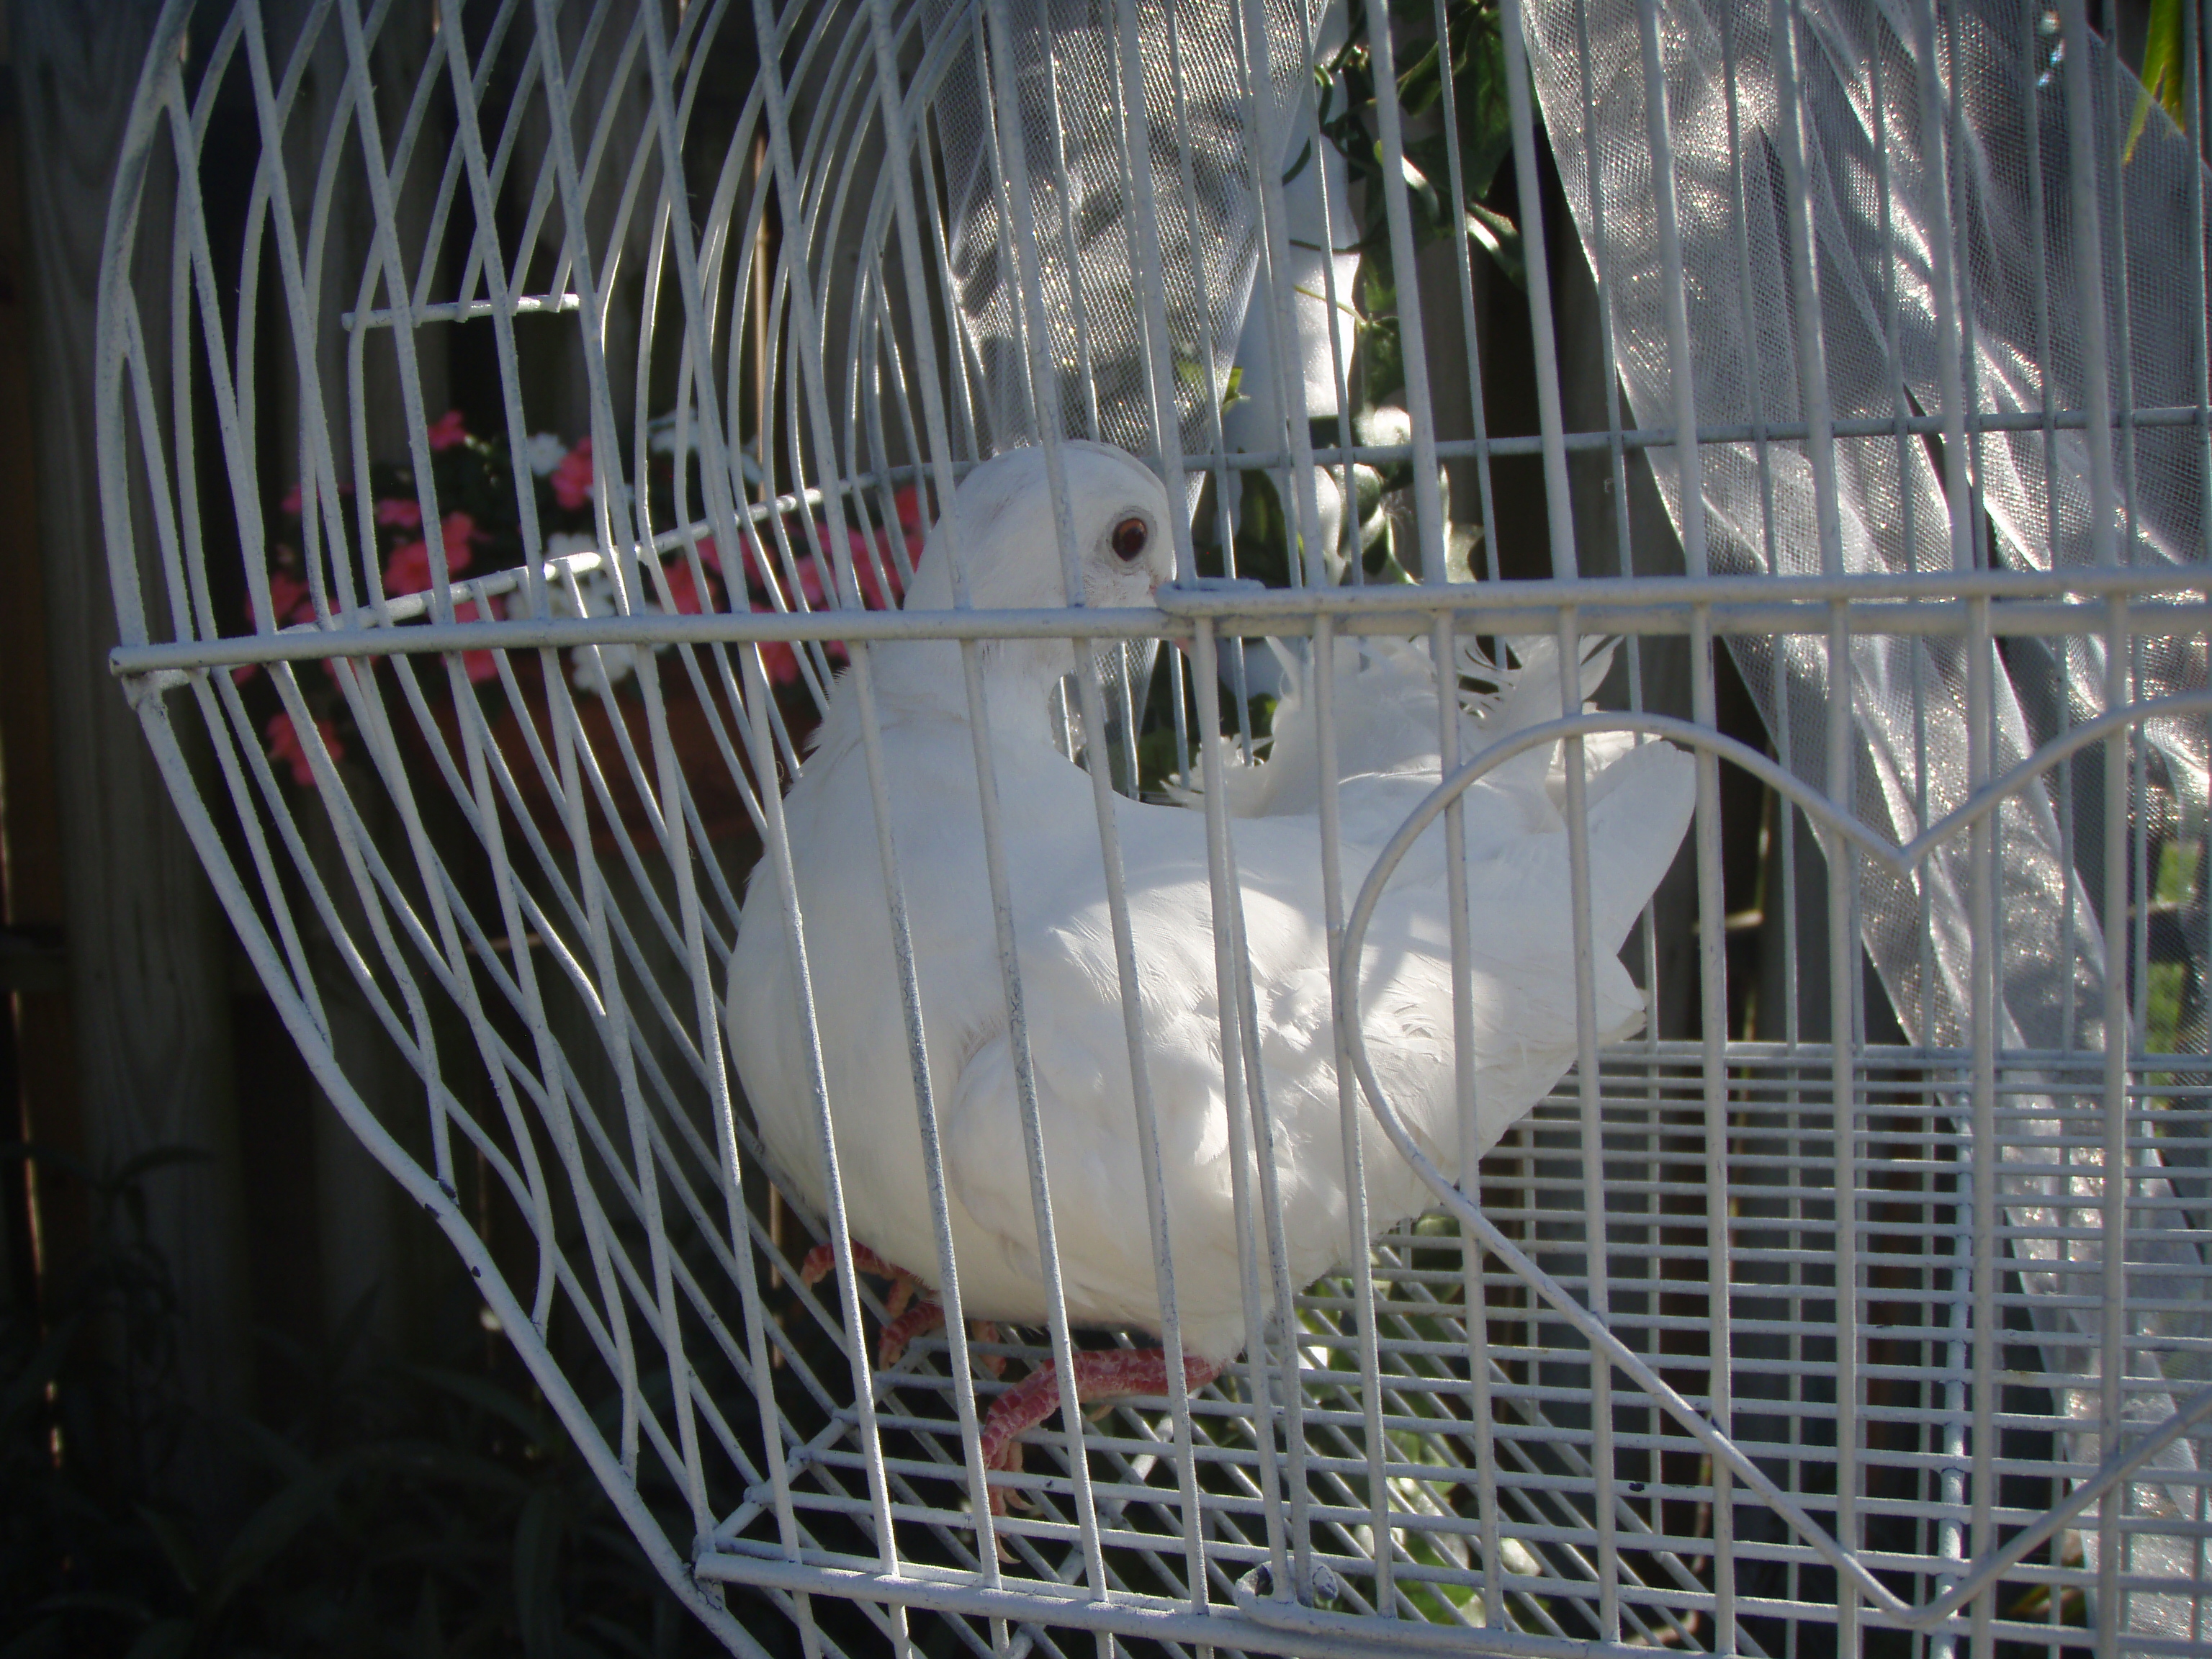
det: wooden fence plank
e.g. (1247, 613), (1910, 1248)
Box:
(0, 3), (78, 1320)
(12, 0), (253, 1473)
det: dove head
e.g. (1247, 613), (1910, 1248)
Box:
(902, 442), (1174, 613)
(868, 443), (1174, 734)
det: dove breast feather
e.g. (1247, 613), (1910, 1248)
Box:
(728, 681), (1693, 1364)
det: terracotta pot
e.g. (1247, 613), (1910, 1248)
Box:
(408, 648), (817, 855)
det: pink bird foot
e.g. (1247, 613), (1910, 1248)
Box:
(799, 1239), (918, 1310)
(968, 1322), (1007, 1380)
(979, 1349), (1225, 1519)
(796, 1242), (1004, 1373)
(876, 1299), (946, 1368)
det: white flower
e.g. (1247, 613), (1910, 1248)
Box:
(570, 642), (638, 694)
(542, 559), (612, 620)
(1354, 405), (1413, 451)
(545, 529), (599, 565)
(524, 432), (569, 477)
(562, 567), (669, 694)
(647, 415), (697, 457)
(567, 595), (664, 695)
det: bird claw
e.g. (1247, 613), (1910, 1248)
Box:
(796, 1248), (1010, 1385)
(884, 1275), (918, 1323)
(983, 1437), (1030, 1527)
(877, 1299), (945, 1368)
(974, 1348), (1226, 1519)
(797, 1238), (907, 1289)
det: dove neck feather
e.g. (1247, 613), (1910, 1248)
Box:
(846, 488), (1105, 744)
(821, 634), (1075, 755)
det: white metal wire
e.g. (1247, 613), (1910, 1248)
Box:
(94, 0), (2212, 1654)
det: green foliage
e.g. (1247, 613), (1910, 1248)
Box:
(1318, 0), (1524, 289)
(1197, 0), (1513, 605)
(0, 1147), (730, 1659)
(1130, 637), (1276, 800)
(1292, 1232), (1506, 1632)
(2126, 0), (2188, 162)
(1225, 470), (1300, 590)
(2148, 835), (2200, 1053)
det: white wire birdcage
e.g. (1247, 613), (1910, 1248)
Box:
(93, 0), (2212, 1653)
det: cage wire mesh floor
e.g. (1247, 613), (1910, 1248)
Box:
(92, 0), (2212, 1653)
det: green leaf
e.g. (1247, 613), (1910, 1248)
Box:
(1465, 200), (1525, 289)
(1377, 143), (1443, 232)
(2127, 0), (2186, 161)
(24, 1593), (152, 1624)
(134, 1505), (204, 1599)
(355, 1438), (540, 1500)
(513, 1488), (564, 1659)
(325, 1282), (384, 1370)
(107, 1144), (211, 1192)
(224, 1411), (319, 1486)
(120, 1621), (196, 1659)
(202, 1460), (353, 1616)
(580, 1614), (656, 1658)
(399, 1360), (552, 1447)
(1352, 465), (1392, 539)
(412, 1578), (446, 1659)
(0, 1619), (71, 1659)
(1398, 38), (1445, 115)
(1450, 7), (1516, 202)
(1360, 309), (1405, 409)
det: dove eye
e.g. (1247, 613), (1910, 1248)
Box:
(1111, 517), (1149, 562)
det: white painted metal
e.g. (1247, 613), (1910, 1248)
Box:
(95, 0), (2212, 1654)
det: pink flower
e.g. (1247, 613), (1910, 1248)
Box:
(749, 600), (804, 686)
(659, 559), (709, 616)
(376, 498), (423, 529)
(266, 711), (342, 787)
(693, 537), (721, 574)
(279, 483), (302, 516)
(815, 524), (904, 609)
(854, 534), (904, 610)
(231, 662), (258, 685)
(454, 595), (502, 683)
(818, 526), (902, 610)
(426, 409), (467, 451)
(757, 639), (801, 685)
(266, 570), (313, 626)
(551, 437), (594, 511)
(744, 541), (828, 610)
(385, 541), (433, 595)
(791, 555), (830, 608)
(891, 487), (927, 569)
(382, 513), (477, 596)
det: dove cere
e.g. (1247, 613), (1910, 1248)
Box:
(727, 441), (1695, 1492)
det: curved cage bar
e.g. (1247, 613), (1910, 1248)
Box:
(95, 0), (2212, 1653)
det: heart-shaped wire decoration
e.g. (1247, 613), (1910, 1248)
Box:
(1336, 700), (2212, 1632)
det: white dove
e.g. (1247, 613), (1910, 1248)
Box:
(726, 441), (1694, 1506)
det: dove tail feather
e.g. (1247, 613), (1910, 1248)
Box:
(1578, 741), (1698, 953)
